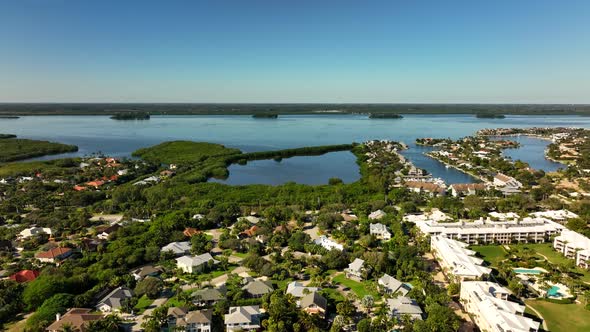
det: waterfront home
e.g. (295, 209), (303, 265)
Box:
(404, 181), (446, 197)
(553, 229), (590, 269)
(460, 281), (539, 332)
(412, 216), (563, 245)
(131, 265), (162, 280)
(224, 305), (261, 332)
(386, 297), (423, 321)
(35, 247), (73, 264)
(242, 279), (274, 298)
(378, 273), (409, 296)
(345, 258), (366, 280)
(431, 236), (491, 282)
(449, 183), (487, 197)
(314, 235), (343, 251)
(300, 291), (327, 319)
(368, 209), (387, 220)
(96, 286), (133, 312)
(46, 308), (103, 332)
(176, 253), (219, 274)
(493, 173), (522, 189)
(369, 222), (391, 240)
(18, 226), (52, 240)
(161, 241), (191, 256)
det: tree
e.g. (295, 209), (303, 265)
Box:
(447, 283), (460, 297)
(141, 305), (169, 332)
(357, 318), (372, 332)
(262, 291), (298, 332)
(26, 293), (74, 332)
(361, 295), (374, 314)
(336, 298), (355, 319)
(86, 314), (123, 332)
(191, 232), (212, 254)
(135, 277), (163, 299)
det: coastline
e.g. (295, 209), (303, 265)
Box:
(424, 152), (488, 183)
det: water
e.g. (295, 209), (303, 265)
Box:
(496, 136), (563, 172)
(1, 114), (588, 184)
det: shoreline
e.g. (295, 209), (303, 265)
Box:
(423, 152), (488, 183)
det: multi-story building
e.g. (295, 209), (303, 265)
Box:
(411, 216), (563, 245)
(460, 281), (540, 332)
(431, 236), (491, 282)
(553, 229), (590, 269)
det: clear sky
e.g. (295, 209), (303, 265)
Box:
(1, 0), (589, 103)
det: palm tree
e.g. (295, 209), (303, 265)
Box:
(361, 295), (375, 315)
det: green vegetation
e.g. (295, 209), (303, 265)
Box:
(368, 113), (403, 119)
(132, 141), (241, 165)
(0, 158), (79, 177)
(252, 113), (278, 118)
(332, 274), (380, 299)
(110, 112), (150, 120)
(0, 116), (19, 119)
(0, 134), (17, 139)
(134, 295), (155, 314)
(471, 245), (508, 266)
(0, 138), (78, 162)
(526, 300), (590, 332)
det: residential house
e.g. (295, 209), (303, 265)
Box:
(96, 224), (122, 240)
(225, 306), (261, 332)
(345, 258), (366, 280)
(387, 297), (423, 321)
(177, 309), (213, 332)
(460, 281), (539, 332)
(300, 291), (327, 319)
(9, 269), (39, 283)
(404, 181), (446, 196)
(46, 308), (103, 332)
(19, 226), (52, 240)
(238, 225), (259, 239)
(176, 253), (219, 274)
(449, 183), (487, 197)
(378, 273), (409, 296)
(183, 227), (201, 237)
(167, 306), (189, 327)
(96, 286), (133, 312)
(369, 223), (391, 240)
(131, 265), (162, 281)
(313, 235), (343, 251)
(242, 279), (274, 298)
(35, 247), (73, 264)
(368, 210), (387, 220)
(161, 241), (192, 256)
(193, 287), (226, 306)
(493, 173), (522, 194)
(286, 281), (319, 300)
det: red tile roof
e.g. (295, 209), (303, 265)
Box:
(35, 247), (72, 259)
(9, 269), (40, 283)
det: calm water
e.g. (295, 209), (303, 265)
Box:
(493, 136), (563, 172)
(1, 114), (587, 184)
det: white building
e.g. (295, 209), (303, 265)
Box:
(286, 281), (319, 299)
(18, 226), (52, 240)
(313, 235), (343, 251)
(403, 209), (452, 223)
(411, 216), (563, 245)
(345, 258), (365, 280)
(530, 209), (579, 223)
(161, 241), (191, 256)
(460, 281), (540, 332)
(369, 223), (391, 240)
(224, 306), (261, 332)
(431, 236), (491, 282)
(493, 173), (522, 189)
(553, 229), (590, 269)
(488, 212), (520, 221)
(368, 210), (387, 220)
(176, 253), (219, 274)
(378, 273), (409, 296)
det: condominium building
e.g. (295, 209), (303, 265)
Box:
(411, 217), (563, 245)
(430, 236), (491, 282)
(460, 281), (540, 332)
(553, 229), (590, 269)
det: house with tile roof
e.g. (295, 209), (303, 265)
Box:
(242, 279), (274, 298)
(161, 241), (191, 256)
(300, 291), (327, 319)
(46, 308), (103, 332)
(9, 269), (39, 283)
(35, 247), (73, 264)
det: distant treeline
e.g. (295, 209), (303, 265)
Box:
(0, 138), (78, 162)
(476, 113), (506, 119)
(252, 113), (278, 119)
(1, 103), (590, 115)
(0, 116), (19, 119)
(226, 144), (356, 164)
(0, 134), (17, 139)
(368, 113), (403, 119)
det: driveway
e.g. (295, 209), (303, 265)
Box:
(131, 297), (169, 331)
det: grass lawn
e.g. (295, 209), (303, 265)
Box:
(470, 245), (508, 265)
(232, 252), (248, 258)
(526, 300), (590, 332)
(322, 287), (345, 303)
(510, 243), (590, 282)
(332, 274), (380, 299)
(134, 295), (154, 314)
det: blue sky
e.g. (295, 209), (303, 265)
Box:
(1, 0), (589, 103)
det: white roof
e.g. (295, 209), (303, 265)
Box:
(19, 227), (52, 238)
(347, 258), (365, 272)
(412, 216), (563, 237)
(161, 241), (191, 254)
(489, 212), (520, 220)
(224, 305), (260, 324)
(432, 236), (491, 278)
(462, 281), (539, 332)
(378, 273), (408, 295)
(555, 229), (590, 252)
(176, 253), (218, 267)
(369, 210), (387, 220)
(370, 223), (390, 234)
(285, 281), (319, 298)
(530, 209), (578, 220)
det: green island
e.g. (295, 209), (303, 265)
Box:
(3, 129), (590, 332)
(110, 112), (150, 120)
(368, 113), (403, 119)
(0, 116), (19, 119)
(252, 113), (278, 119)
(475, 113), (506, 119)
(0, 136), (78, 163)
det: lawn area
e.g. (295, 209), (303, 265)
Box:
(510, 243), (590, 282)
(134, 295), (154, 314)
(526, 300), (590, 332)
(470, 245), (508, 265)
(332, 274), (380, 299)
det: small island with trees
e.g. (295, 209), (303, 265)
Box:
(252, 113), (278, 119)
(476, 113), (506, 119)
(368, 113), (403, 119)
(110, 112), (150, 120)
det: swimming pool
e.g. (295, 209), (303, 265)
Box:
(513, 268), (543, 275)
